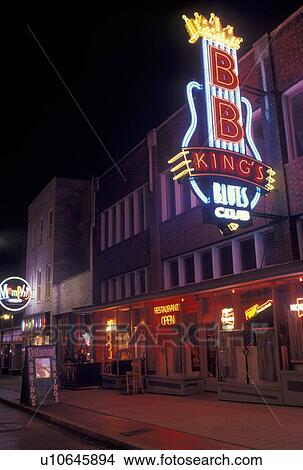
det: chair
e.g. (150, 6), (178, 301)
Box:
(126, 360), (144, 394)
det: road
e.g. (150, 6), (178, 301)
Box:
(0, 402), (111, 450)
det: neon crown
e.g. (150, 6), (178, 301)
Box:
(182, 12), (243, 50)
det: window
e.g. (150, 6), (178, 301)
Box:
(291, 91), (303, 157)
(252, 109), (265, 160)
(283, 82), (303, 159)
(112, 206), (116, 245)
(138, 269), (146, 294)
(240, 238), (256, 271)
(48, 211), (53, 239)
(45, 264), (51, 299)
(128, 195), (134, 237)
(36, 269), (42, 301)
(40, 219), (43, 245)
(220, 245), (233, 276)
(103, 280), (109, 303)
(201, 251), (213, 280)
(104, 211), (108, 249)
(184, 256), (195, 284)
(137, 188), (145, 233)
(130, 272), (136, 297)
(181, 181), (191, 212)
(32, 225), (36, 249)
(120, 201), (125, 241)
(167, 174), (176, 218)
(112, 278), (117, 301)
(169, 260), (179, 287)
(263, 231), (276, 266)
(120, 275), (126, 298)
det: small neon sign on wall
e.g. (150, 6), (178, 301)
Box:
(168, 12), (275, 233)
(0, 277), (32, 312)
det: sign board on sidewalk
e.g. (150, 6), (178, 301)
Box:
(20, 345), (59, 407)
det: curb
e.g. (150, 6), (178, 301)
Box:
(0, 396), (140, 450)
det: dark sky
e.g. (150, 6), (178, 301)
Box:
(1, 1), (302, 277)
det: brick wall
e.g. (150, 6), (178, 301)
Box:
(93, 8), (303, 302)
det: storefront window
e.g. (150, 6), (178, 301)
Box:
(216, 283), (277, 385)
(275, 278), (303, 370)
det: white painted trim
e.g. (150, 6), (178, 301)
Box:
(254, 232), (265, 268)
(175, 180), (182, 215)
(232, 239), (241, 274)
(194, 252), (202, 283)
(178, 257), (185, 287)
(190, 190), (198, 208)
(212, 246), (220, 279)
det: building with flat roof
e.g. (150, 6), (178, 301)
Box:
(74, 7), (303, 406)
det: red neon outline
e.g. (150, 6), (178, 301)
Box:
(213, 96), (244, 143)
(209, 45), (239, 91)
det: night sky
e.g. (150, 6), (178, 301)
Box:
(1, 1), (302, 278)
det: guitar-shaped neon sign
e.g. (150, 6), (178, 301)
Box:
(168, 12), (275, 233)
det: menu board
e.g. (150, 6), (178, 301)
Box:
(20, 345), (59, 407)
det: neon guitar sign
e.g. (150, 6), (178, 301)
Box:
(168, 12), (275, 233)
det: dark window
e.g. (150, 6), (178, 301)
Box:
(263, 231), (276, 266)
(181, 182), (191, 212)
(120, 201), (125, 241)
(167, 175), (176, 218)
(137, 188), (145, 232)
(291, 91), (303, 157)
(104, 280), (109, 303)
(129, 195), (134, 237)
(40, 219), (43, 244)
(36, 270), (42, 301)
(240, 238), (256, 271)
(139, 269), (146, 294)
(201, 251), (213, 280)
(220, 245), (233, 276)
(104, 211), (108, 249)
(252, 113), (265, 159)
(169, 260), (179, 287)
(112, 206), (116, 245)
(110, 278), (116, 301)
(48, 211), (53, 238)
(184, 256), (195, 284)
(130, 272), (136, 297)
(120, 275), (126, 298)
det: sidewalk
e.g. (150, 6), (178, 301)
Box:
(1, 376), (303, 449)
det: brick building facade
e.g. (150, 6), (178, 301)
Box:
(73, 7), (303, 405)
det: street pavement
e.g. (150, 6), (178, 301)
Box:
(0, 402), (108, 450)
(1, 376), (303, 449)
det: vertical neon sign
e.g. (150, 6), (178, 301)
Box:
(168, 12), (275, 233)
